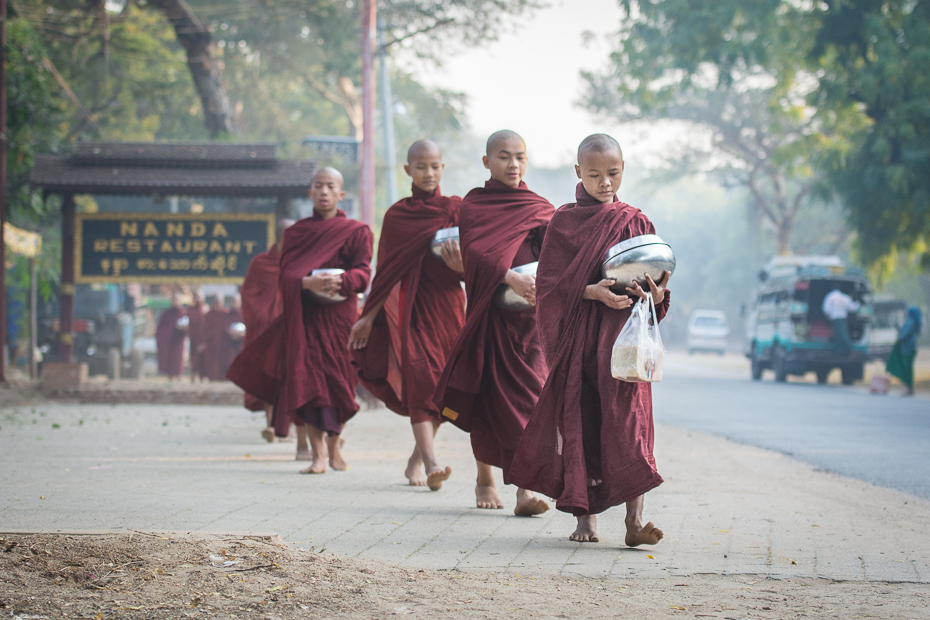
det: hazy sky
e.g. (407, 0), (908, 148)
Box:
(417, 0), (630, 168)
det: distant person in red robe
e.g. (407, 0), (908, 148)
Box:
(222, 294), (245, 373)
(509, 134), (671, 547)
(202, 295), (231, 381)
(349, 140), (464, 490)
(240, 218), (294, 442)
(155, 293), (186, 380)
(187, 291), (208, 382)
(227, 167), (373, 474)
(434, 130), (554, 516)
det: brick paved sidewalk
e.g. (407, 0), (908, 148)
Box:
(0, 403), (927, 582)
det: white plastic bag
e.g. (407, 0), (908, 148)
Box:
(610, 292), (665, 382)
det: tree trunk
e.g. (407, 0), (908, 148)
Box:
(147, 0), (236, 137)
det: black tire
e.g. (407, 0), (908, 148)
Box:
(815, 367), (830, 384)
(772, 346), (788, 382)
(751, 355), (765, 381)
(841, 363), (863, 385)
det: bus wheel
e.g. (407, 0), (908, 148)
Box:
(815, 367), (831, 384)
(772, 346), (788, 382)
(842, 363), (863, 385)
(750, 351), (765, 381)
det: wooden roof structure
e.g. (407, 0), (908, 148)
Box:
(30, 142), (316, 198)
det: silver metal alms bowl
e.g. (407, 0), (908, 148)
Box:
(307, 268), (348, 304)
(492, 261), (538, 312)
(227, 322), (246, 340)
(431, 226), (459, 258)
(602, 234), (676, 293)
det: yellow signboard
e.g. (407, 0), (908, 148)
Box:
(75, 212), (275, 284)
(3, 223), (43, 258)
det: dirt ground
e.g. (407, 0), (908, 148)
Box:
(1, 533), (926, 620)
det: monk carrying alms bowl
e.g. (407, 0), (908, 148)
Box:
(602, 234), (676, 292)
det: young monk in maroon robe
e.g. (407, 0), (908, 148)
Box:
(202, 295), (230, 381)
(187, 291), (208, 382)
(434, 130), (553, 515)
(240, 219), (294, 442)
(155, 292), (186, 380)
(509, 134), (671, 546)
(227, 167), (372, 474)
(348, 140), (464, 490)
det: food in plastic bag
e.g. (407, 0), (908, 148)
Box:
(611, 292), (665, 382)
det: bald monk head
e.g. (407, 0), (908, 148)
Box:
(482, 130), (527, 188)
(309, 167), (346, 219)
(275, 218), (295, 251)
(209, 295), (223, 310)
(403, 139), (444, 193)
(575, 133), (625, 204)
(227, 294), (242, 311)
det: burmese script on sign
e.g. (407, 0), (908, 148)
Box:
(75, 213), (275, 284)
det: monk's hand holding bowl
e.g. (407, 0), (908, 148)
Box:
(584, 278), (634, 310)
(626, 270), (671, 305)
(504, 269), (537, 306)
(440, 239), (464, 273)
(347, 317), (373, 351)
(303, 272), (343, 295)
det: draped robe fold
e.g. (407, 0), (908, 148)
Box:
(226, 210), (373, 436)
(509, 183), (671, 516)
(239, 246), (284, 411)
(155, 307), (186, 377)
(434, 178), (554, 479)
(353, 185), (465, 423)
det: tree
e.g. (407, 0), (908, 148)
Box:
(811, 0), (930, 268)
(145, 0), (237, 137)
(185, 0), (540, 139)
(581, 0), (841, 256)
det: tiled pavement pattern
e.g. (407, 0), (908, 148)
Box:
(1, 400), (927, 583)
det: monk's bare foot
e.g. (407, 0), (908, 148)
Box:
(476, 484), (504, 509)
(514, 489), (550, 516)
(329, 454), (348, 471)
(625, 521), (664, 547)
(405, 452), (427, 487)
(295, 448), (312, 461)
(299, 457), (326, 474)
(570, 515), (599, 542)
(427, 466), (452, 491)
(261, 428), (275, 443)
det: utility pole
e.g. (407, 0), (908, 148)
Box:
(378, 17), (398, 206)
(0, 0), (8, 383)
(359, 0), (376, 230)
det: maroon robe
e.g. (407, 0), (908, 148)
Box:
(353, 185), (465, 424)
(155, 307), (186, 377)
(187, 303), (207, 379)
(227, 210), (372, 436)
(239, 246), (283, 411)
(509, 183), (671, 516)
(434, 179), (554, 479)
(203, 308), (237, 381)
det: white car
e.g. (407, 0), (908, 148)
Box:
(687, 310), (730, 355)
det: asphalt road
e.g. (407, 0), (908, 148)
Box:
(655, 353), (930, 501)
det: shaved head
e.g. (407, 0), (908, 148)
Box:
(407, 139), (441, 163)
(486, 130), (525, 156)
(311, 166), (344, 187)
(577, 134), (623, 165)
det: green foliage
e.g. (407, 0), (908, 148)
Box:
(583, 0), (848, 257)
(810, 0), (930, 267)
